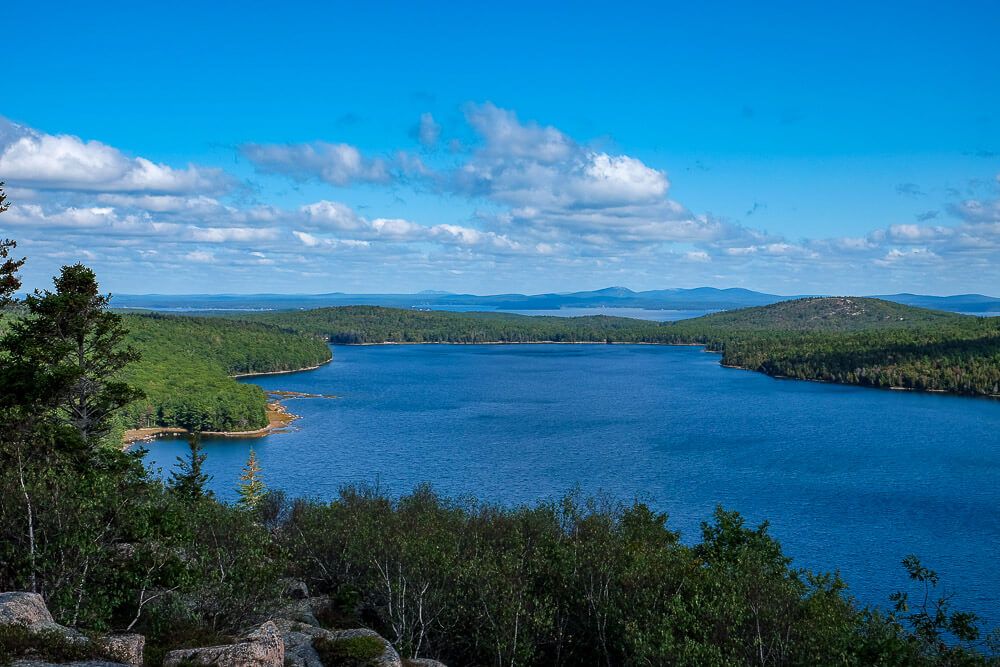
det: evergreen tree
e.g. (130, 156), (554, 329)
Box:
(0, 185), (25, 305)
(169, 433), (212, 501)
(237, 448), (266, 510)
(1, 264), (143, 449)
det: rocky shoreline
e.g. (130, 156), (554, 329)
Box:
(122, 399), (299, 448)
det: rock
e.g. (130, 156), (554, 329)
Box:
(274, 622), (324, 667)
(283, 579), (310, 600)
(406, 660), (448, 667)
(95, 634), (144, 666)
(277, 597), (321, 628)
(0, 591), (86, 644)
(163, 621), (283, 667)
(271, 620), (401, 667)
(0, 592), (142, 667)
(12, 661), (130, 667)
(0, 592), (57, 631)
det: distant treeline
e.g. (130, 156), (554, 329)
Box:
(121, 313), (331, 432)
(233, 300), (1000, 397)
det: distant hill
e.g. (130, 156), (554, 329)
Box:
(111, 288), (1000, 316)
(670, 297), (969, 333)
(874, 293), (1000, 314)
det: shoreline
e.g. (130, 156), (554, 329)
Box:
(123, 400), (298, 449)
(347, 340), (705, 346)
(123, 358), (336, 449)
(231, 355), (333, 378)
(720, 362), (1000, 400)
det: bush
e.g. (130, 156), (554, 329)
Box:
(312, 634), (386, 667)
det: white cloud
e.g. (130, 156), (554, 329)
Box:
(241, 141), (390, 186)
(465, 102), (573, 162)
(0, 118), (230, 194)
(184, 250), (215, 263)
(949, 198), (1000, 223)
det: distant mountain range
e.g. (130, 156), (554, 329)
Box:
(110, 287), (1000, 315)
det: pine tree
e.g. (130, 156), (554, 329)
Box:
(237, 448), (266, 510)
(169, 433), (212, 501)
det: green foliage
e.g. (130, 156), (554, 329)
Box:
(121, 312), (331, 432)
(169, 433), (212, 501)
(0, 183), (25, 307)
(274, 486), (997, 666)
(312, 634), (386, 666)
(1, 263), (142, 451)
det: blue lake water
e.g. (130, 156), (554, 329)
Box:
(144, 344), (1000, 626)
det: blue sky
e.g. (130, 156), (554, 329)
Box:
(2, 1), (999, 295)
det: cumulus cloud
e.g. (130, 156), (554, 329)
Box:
(451, 103), (669, 212)
(290, 200), (522, 253)
(949, 198), (1000, 223)
(5, 112), (1000, 294)
(241, 141), (391, 186)
(0, 118), (230, 194)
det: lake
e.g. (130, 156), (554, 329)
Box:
(144, 344), (1000, 627)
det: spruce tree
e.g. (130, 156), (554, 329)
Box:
(169, 433), (212, 501)
(0, 184), (25, 305)
(237, 448), (266, 510)
(1, 263), (143, 449)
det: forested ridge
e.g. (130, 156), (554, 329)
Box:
(233, 299), (1000, 397)
(1, 308), (332, 433)
(120, 314), (331, 432)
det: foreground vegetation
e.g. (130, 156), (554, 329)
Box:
(234, 300), (1000, 397)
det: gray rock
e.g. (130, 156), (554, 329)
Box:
(271, 620), (401, 667)
(277, 597), (321, 628)
(283, 580), (310, 600)
(0, 592), (57, 631)
(163, 621), (284, 667)
(407, 660), (448, 667)
(1, 592), (143, 666)
(95, 634), (144, 666)
(0, 591), (86, 644)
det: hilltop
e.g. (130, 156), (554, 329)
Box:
(110, 288), (1000, 315)
(669, 296), (969, 333)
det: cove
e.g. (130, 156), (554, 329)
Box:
(143, 343), (1000, 627)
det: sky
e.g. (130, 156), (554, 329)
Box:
(1, 1), (999, 296)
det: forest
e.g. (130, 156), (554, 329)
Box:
(120, 313), (331, 432)
(233, 300), (1000, 397)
